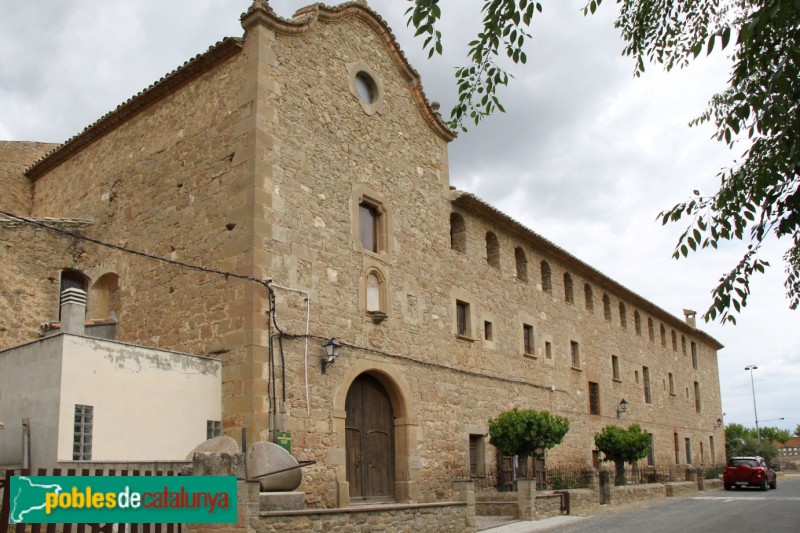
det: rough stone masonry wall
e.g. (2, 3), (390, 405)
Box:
(607, 483), (667, 506)
(0, 219), (89, 349)
(242, 7), (726, 508)
(258, 10), (455, 506)
(441, 206), (726, 470)
(25, 47), (262, 437)
(252, 504), (472, 533)
(0, 141), (57, 215)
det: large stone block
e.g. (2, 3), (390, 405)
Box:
(247, 441), (302, 491)
(186, 436), (241, 460)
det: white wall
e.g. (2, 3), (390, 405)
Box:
(58, 335), (221, 462)
(0, 337), (63, 469)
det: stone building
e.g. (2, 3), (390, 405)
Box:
(0, 0), (724, 508)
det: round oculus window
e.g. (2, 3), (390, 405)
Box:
(354, 72), (376, 104)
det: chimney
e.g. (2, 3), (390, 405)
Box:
(683, 309), (697, 329)
(61, 288), (87, 335)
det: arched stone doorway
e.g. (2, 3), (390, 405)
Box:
(345, 373), (394, 500)
(332, 361), (419, 507)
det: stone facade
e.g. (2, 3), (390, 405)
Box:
(0, 1), (725, 510)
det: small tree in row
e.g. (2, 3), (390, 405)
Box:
(594, 424), (651, 486)
(488, 408), (570, 466)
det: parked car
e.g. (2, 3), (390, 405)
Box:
(723, 456), (777, 491)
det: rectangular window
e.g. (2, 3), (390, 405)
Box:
(545, 341), (552, 359)
(456, 300), (469, 337)
(694, 381), (701, 413)
(643, 366), (652, 404)
(691, 342), (698, 369)
(359, 203), (379, 253)
(700, 442), (705, 465)
(523, 324), (534, 355)
(469, 434), (486, 477)
(635, 370), (640, 384)
(668, 373), (675, 395)
(570, 341), (580, 368)
(647, 433), (655, 466)
(484, 321), (493, 341)
(73, 404), (93, 461)
(588, 382), (601, 415)
(207, 420), (222, 440)
(674, 433), (680, 464)
(685, 438), (692, 464)
(612, 355), (620, 380)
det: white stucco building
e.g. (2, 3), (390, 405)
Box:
(0, 290), (221, 469)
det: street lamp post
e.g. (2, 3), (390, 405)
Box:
(745, 365), (760, 441)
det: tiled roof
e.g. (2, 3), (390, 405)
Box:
(26, 38), (244, 180)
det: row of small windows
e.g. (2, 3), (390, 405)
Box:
(450, 213), (701, 366)
(589, 372), (703, 418)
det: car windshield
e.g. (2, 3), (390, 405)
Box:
(730, 459), (757, 467)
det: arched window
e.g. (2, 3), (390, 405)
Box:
(681, 335), (687, 354)
(634, 311), (642, 336)
(564, 273), (574, 304)
(671, 330), (678, 351)
(619, 302), (627, 329)
(515, 247), (528, 281)
(450, 213), (466, 253)
(89, 273), (120, 320)
(603, 293), (612, 321)
(660, 324), (667, 347)
(648, 317), (655, 341)
(541, 261), (552, 293)
(364, 270), (387, 316)
(366, 272), (381, 311)
(584, 284), (594, 312)
(486, 232), (500, 268)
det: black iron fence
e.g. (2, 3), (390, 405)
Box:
(537, 466), (586, 491)
(471, 461), (721, 492)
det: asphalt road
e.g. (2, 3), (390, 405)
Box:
(551, 475), (800, 533)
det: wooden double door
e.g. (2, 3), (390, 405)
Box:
(345, 374), (395, 500)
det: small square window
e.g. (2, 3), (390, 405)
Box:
(207, 420), (222, 440)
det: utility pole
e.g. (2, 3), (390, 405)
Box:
(745, 365), (760, 441)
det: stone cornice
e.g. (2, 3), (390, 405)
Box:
(26, 38), (245, 181)
(241, 1), (456, 142)
(451, 190), (724, 350)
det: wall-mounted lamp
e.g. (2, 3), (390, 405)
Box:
(321, 338), (342, 374)
(715, 418), (723, 428)
(616, 399), (629, 418)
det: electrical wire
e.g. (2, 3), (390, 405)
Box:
(0, 209), (273, 290)
(1, 208), (290, 442)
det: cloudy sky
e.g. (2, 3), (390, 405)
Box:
(1, 0), (797, 434)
